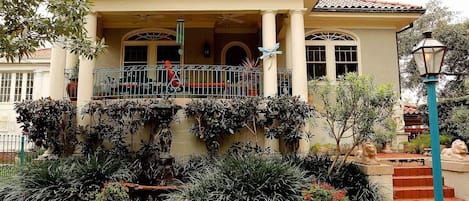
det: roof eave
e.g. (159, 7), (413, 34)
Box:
(312, 8), (426, 14)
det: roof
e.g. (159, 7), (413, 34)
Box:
(403, 104), (419, 115)
(313, 0), (425, 13)
(30, 48), (51, 59)
(0, 48), (51, 63)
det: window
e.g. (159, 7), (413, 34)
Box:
(123, 29), (181, 66)
(306, 46), (327, 80)
(305, 32), (359, 80)
(0, 72), (34, 103)
(0, 73), (12, 102)
(335, 46), (358, 78)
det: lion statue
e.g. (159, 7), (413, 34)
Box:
(355, 142), (380, 165)
(441, 139), (469, 161)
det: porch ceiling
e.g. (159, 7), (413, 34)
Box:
(99, 11), (262, 29)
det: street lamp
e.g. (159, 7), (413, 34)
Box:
(412, 31), (447, 201)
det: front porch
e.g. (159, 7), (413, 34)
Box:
(65, 63), (292, 100)
(49, 6), (309, 105)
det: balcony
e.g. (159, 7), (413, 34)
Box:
(65, 64), (292, 100)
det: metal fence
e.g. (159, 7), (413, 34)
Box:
(65, 65), (292, 100)
(0, 134), (37, 177)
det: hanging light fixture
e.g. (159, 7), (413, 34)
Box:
(176, 18), (185, 45)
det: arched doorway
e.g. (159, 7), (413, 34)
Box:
(221, 41), (252, 65)
(225, 46), (247, 66)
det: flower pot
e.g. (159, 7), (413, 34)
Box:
(67, 80), (78, 101)
(248, 89), (258, 96)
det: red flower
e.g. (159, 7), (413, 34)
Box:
(304, 192), (312, 201)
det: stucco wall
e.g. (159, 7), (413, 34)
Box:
(350, 29), (400, 93)
(184, 28), (214, 64)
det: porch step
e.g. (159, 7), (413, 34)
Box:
(393, 166), (462, 200)
(393, 175), (442, 187)
(394, 167), (432, 176)
(394, 186), (455, 199)
(395, 198), (464, 201)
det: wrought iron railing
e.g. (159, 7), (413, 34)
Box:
(65, 65), (292, 100)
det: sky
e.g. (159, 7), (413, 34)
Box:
(397, 0), (469, 20)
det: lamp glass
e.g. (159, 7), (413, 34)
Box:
(413, 48), (426, 76)
(424, 47), (445, 74)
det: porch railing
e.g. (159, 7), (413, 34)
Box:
(65, 65), (292, 100)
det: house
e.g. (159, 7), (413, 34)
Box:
(0, 48), (51, 135)
(48, 0), (424, 155)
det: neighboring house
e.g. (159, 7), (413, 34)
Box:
(403, 104), (429, 140)
(49, 0), (424, 155)
(0, 49), (51, 135)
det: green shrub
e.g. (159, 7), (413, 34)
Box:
(286, 154), (383, 201)
(408, 134), (454, 153)
(0, 154), (133, 201)
(440, 134), (453, 147)
(169, 154), (308, 201)
(310, 143), (336, 155)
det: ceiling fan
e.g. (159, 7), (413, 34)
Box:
(216, 14), (245, 24)
(133, 14), (165, 23)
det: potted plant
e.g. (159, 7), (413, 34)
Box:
(241, 58), (259, 96)
(66, 67), (79, 101)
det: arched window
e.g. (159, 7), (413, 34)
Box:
(305, 31), (359, 80)
(122, 29), (180, 66)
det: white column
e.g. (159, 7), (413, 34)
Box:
(290, 9), (310, 155)
(284, 19), (293, 70)
(261, 10), (278, 96)
(66, 52), (79, 69)
(290, 9), (308, 101)
(77, 13), (97, 123)
(261, 10), (280, 153)
(48, 44), (66, 99)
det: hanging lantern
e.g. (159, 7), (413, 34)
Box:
(176, 18), (185, 45)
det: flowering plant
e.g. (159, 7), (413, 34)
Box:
(303, 179), (349, 201)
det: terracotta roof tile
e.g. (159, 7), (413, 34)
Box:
(403, 104), (420, 115)
(313, 0), (425, 13)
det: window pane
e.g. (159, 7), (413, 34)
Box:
(336, 63), (358, 78)
(26, 73), (34, 100)
(335, 46), (358, 78)
(335, 46), (357, 62)
(307, 63), (326, 80)
(306, 46), (326, 62)
(14, 73), (23, 101)
(124, 46), (148, 66)
(0, 73), (11, 102)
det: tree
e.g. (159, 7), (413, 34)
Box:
(398, 0), (469, 99)
(311, 73), (396, 175)
(0, 0), (105, 62)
